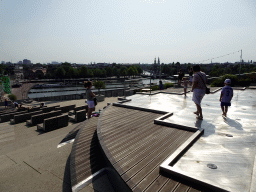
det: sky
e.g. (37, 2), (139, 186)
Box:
(1, 0), (256, 64)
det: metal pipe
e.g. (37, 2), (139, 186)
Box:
(150, 77), (151, 95)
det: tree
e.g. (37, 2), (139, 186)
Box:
(94, 68), (102, 77)
(132, 66), (138, 77)
(87, 69), (94, 77)
(101, 69), (107, 78)
(55, 67), (65, 79)
(8, 94), (17, 101)
(106, 67), (113, 77)
(35, 70), (44, 79)
(127, 67), (135, 77)
(93, 81), (106, 95)
(67, 67), (75, 78)
(113, 67), (119, 77)
(135, 65), (143, 75)
(120, 66), (127, 78)
(61, 62), (72, 74)
(79, 66), (88, 78)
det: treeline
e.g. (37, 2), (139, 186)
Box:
(46, 63), (143, 79)
(147, 62), (256, 77)
(207, 64), (256, 77)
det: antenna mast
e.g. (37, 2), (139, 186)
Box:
(239, 49), (242, 75)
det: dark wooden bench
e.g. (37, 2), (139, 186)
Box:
(0, 110), (31, 122)
(41, 105), (60, 113)
(69, 109), (86, 123)
(0, 108), (17, 115)
(55, 104), (76, 113)
(10, 110), (43, 124)
(26, 110), (62, 126)
(37, 114), (69, 132)
(69, 105), (88, 115)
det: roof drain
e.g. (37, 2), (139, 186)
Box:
(207, 163), (217, 169)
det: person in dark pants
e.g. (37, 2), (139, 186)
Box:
(14, 101), (19, 108)
(4, 99), (8, 109)
(178, 69), (184, 86)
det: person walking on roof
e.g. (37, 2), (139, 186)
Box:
(84, 81), (95, 119)
(220, 79), (233, 117)
(191, 65), (207, 120)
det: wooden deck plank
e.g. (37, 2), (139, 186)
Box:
(101, 119), (159, 150)
(106, 124), (161, 156)
(187, 187), (201, 192)
(100, 112), (159, 139)
(173, 183), (191, 192)
(125, 132), (192, 189)
(111, 127), (171, 164)
(140, 175), (169, 192)
(100, 108), (142, 126)
(112, 127), (178, 164)
(99, 112), (157, 137)
(114, 128), (178, 174)
(122, 131), (188, 181)
(158, 179), (179, 192)
(70, 143), (98, 161)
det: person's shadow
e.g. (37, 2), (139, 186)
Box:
(223, 116), (243, 130)
(195, 119), (216, 137)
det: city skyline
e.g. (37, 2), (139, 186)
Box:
(1, 0), (256, 64)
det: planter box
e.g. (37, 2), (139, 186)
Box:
(96, 95), (105, 102)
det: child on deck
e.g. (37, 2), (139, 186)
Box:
(159, 80), (164, 90)
(182, 77), (189, 97)
(219, 79), (233, 117)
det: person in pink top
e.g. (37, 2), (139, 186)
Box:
(219, 79), (233, 117)
(191, 65), (207, 120)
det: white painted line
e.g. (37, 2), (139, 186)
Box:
(57, 139), (74, 148)
(72, 168), (106, 192)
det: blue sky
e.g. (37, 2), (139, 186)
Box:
(1, 0), (256, 64)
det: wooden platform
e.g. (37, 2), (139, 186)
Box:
(97, 105), (201, 192)
(70, 117), (106, 190)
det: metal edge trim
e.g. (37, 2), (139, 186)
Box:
(113, 102), (168, 114)
(72, 168), (106, 192)
(154, 119), (198, 132)
(57, 139), (75, 148)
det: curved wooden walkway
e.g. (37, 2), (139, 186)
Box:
(97, 105), (201, 192)
(70, 117), (106, 191)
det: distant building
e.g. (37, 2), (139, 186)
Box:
(51, 61), (61, 65)
(1, 61), (5, 64)
(23, 59), (31, 65)
(14, 65), (24, 80)
(17, 61), (23, 64)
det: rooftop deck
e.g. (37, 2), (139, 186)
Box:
(97, 105), (201, 191)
